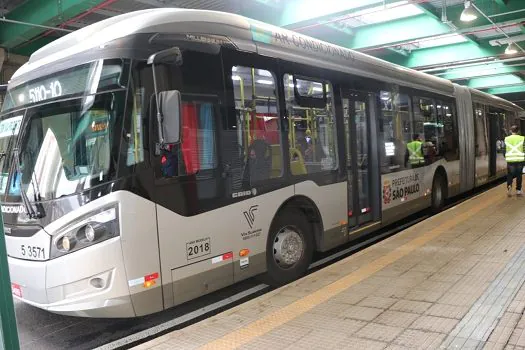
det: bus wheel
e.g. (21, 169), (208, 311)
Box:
(431, 173), (446, 213)
(264, 209), (314, 286)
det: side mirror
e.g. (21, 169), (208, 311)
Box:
(148, 46), (183, 150)
(158, 90), (182, 144)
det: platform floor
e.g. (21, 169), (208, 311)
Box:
(133, 184), (525, 350)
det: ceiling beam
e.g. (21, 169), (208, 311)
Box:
(468, 74), (525, 89)
(485, 85), (525, 95)
(387, 41), (502, 69)
(275, 0), (401, 29)
(440, 63), (525, 80)
(0, 0), (108, 49)
(348, 14), (451, 49)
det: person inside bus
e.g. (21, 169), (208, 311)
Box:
(160, 144), (179, 177)
(243, 138), (271, 185)
(504, 125), (525, 197)
(405, 134), (425, 168)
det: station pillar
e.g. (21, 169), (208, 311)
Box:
(0, 214), (19, 350)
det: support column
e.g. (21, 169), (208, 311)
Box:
(0, 213), (19, 350)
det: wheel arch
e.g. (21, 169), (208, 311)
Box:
(270, 195), (324, 252)
(434, 165), (449, 198)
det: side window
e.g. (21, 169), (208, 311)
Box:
(474, 103), (488, 158)
(413, 97), (437, 165)
(441, 102), (459, 161)
(126, 87), (145, 166)
(284, 74), (337, 175)
(230, 66), (282, 187)
(379, 90), (411, 173)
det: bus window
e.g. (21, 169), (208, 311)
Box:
(379, 90), (411, 173)
(231, 66), (282, 187)
(283, 74), (337, 175)
(474, 104), (488, 158)
(126, 87), (145, 166)
(413, 97), (437, 166)
(441, 102), (459, 161)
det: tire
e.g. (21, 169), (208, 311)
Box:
(431, 173), (446, 213)
(263, 209), (314, 286)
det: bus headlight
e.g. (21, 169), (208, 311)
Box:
(51, 205), (119, 259)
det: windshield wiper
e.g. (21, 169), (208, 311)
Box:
(13, 148), (43, 219)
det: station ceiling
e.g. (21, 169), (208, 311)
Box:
(0, 0), (524, 106)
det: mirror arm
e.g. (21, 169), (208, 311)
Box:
(151, 61), (165, 146)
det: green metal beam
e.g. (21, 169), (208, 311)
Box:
(440, 64), (525, 80)
(277, 0), (401, 28)
(0, 0), (107, 49)
(348, 14), (451, 49)
(486, 85), (525, 95)
(468, 74), (524, 89)
(399, 42), (501, 69)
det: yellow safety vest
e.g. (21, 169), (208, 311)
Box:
(407, 141), (424, 165)
(505, 134), (525, 163)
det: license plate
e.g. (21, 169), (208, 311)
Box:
(5, 229), (50, 261)
(12, 283), (22, 298)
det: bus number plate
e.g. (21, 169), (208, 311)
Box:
(186, 237), (211, 260)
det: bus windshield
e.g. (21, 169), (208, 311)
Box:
(0, 59), (127, 202)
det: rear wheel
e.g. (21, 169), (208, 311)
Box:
(431, 173), (446, 213)
(264, 209), (314, 286)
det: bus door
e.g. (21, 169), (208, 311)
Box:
(342, 91), (379, 228)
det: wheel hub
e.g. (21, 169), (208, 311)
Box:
(273, 227), (304, 268)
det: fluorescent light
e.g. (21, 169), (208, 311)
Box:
(381, 96), (390, 101)
(460, 1), (478, 22)
(232, 75), (241, 81)
(258, 69), (272, 77)
(256, 79), (274, 85)
(312, 86), (323, 92)
(505, 43), (518, 55)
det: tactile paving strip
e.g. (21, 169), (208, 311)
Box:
(441, 246), (525, 348)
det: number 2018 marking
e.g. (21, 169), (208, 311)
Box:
(186, 237), (211, 260)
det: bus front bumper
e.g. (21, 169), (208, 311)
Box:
(7, 237), (135, 318)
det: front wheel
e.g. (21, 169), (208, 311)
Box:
(264, 209), (314, 286)
(431, 174), (446, 213)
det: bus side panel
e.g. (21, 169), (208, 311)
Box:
(118, 192), (163, 317)
(294, 180), (347, 252)
(454, 85), (475, 193)
(156, 186), (295, 309)
(380, 167), (432, 223)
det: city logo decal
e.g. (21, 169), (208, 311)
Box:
(383, 180), (392, 205)
(243, 205), (258, 229)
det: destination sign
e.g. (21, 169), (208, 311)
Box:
(2, 60), (121, 112)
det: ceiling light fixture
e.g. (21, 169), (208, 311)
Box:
(460, 1), (478, 22)
(505, 43), (518, 55)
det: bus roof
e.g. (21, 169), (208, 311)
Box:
(13, 8), (522, 111)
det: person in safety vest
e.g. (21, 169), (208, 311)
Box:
(504, 125), (525, 197)
(405, 134), (425, 167)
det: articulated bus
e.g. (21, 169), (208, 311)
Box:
(1, 9), (522, 318)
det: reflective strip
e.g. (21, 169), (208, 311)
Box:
(506, 138), (525, 162)
(407, 142), (423, 164)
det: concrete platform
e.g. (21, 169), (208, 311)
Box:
(132, 184), (525, 350)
